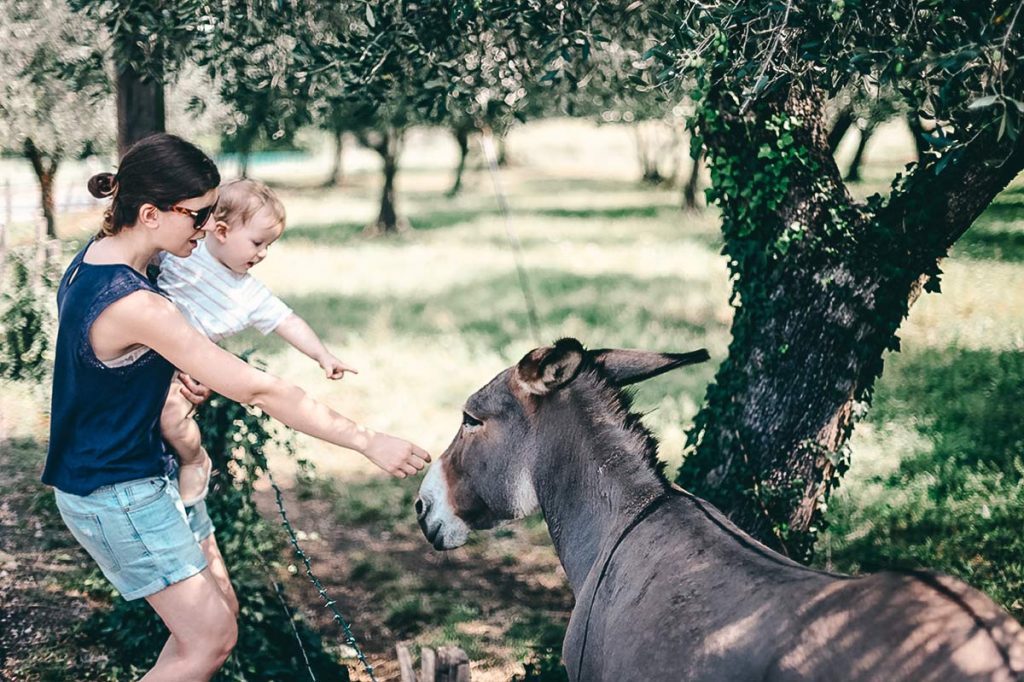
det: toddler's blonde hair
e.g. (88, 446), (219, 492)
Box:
(215, 178), (286, 230)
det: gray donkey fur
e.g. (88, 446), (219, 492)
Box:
(416, 338), (1024, 681)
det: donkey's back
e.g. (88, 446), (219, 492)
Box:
(570, 493), (1024, 682)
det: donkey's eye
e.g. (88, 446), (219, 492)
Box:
(462, 411), (483, 429)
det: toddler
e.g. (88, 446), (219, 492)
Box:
(158, 178), (356, 504)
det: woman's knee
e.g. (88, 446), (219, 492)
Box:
(194, 609), (237, 669)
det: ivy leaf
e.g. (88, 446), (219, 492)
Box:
(967, 95), (1000, 111)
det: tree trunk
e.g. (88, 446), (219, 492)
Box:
(676, 83), (1024, 560)
(496, 134), (509, 167)
(827, 103), (855, 153)
(361, 127), (406, 235)
(24, 139), (58, 239)
(635, 124), (662, 184)
(327, 128), (344, 187)
(906, 112), (929, 163)
(682, 148), (704, 211)
(116, 61), (165, 158)
(239, 150), (251, 179)
(844, 124), (875, 182)
(447, 125), (471, 197)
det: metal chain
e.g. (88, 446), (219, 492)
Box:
(479, 127), (543, 345)
(267, 469), (378, 682)
(263, 559), (318, 682)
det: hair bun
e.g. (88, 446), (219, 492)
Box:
(88, 172), (118, 198)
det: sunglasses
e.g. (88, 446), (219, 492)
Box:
(166, 200), (219, 230)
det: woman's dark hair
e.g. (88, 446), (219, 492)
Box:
(88, 133), (220, 238)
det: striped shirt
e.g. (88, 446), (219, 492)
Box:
(157, 241), (292, 343)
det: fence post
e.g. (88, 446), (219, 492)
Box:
(435, 646), (470, 682)
(397, 643), (416, 682)
(396, 644), (471, 682)
(420, 647), (436, 682)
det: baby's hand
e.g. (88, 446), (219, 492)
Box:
(362, 432), (431, 478)
(319, 353), (359, 380)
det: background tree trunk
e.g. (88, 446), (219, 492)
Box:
(116, 61), (165, 158)
(682, 149), (704, 210)
(326, 127), (344, 187)
(239, 149), (251, 179)
(844, 124), (875, 182)
(24, 139), (58, 239)
(906, 112), (929, 163)
(827, 104), (855, 153)
(447, 124), (472, 197)
(676, 83), (1024, 559)
(496, 134), (509, 167)
(360, 127), (406, 235)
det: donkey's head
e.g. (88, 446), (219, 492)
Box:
(416, 338), (709, 550)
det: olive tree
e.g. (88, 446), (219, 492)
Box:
(0, 0), (113, 238)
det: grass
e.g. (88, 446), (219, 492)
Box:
(3, 117), (1024, 679)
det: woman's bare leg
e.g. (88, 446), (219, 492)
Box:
(140, 569), (238, 682)
(199, 533), (239, 616)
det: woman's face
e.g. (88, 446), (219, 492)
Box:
(156, 188), (219, 258)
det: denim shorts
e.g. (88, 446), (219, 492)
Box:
(55, 475), (214, 601)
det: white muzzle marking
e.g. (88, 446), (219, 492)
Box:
(419, 461), (471, 549)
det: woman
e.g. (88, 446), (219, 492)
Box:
(43, 133), (430, 681)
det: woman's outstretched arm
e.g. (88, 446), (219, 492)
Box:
(92, 290), (430, 477)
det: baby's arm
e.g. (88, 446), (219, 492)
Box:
(274, 313), (358, 379)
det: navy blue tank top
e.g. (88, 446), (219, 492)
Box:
(42, 242), (176, 495)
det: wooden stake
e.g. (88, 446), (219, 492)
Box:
(396, 643), (416, 682)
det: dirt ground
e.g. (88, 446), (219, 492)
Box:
(252, 471), (574, 682)
(0, 434), (574, 681)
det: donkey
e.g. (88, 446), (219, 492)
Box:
(416, 338), (1024, 681)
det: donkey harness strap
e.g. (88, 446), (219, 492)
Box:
(574, 493), (670, 681)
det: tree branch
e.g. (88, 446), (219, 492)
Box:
(878, 130), (1024, 261)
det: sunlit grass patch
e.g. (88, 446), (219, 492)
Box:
(819, 347), (1024, 618)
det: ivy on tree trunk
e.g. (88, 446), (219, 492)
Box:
(676, 82), (1024, 560)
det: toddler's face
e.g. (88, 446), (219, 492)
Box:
(212, 205), (284, 274)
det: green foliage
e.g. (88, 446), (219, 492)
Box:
(0, 250), (55, 383)
(509, 613), (569, 682)
(77, 354), (348, 681)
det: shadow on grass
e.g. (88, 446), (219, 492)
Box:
(281, 204), (701, 244)
(820, 347), (1024, 619)
(284, 269), (718, 349)
(299, 471), (575, 667)
(953, 229), (1024, 263)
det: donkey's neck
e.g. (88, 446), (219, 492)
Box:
(532, 388), (667, 593)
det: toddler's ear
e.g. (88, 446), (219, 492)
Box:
(212, 220), (231, 242)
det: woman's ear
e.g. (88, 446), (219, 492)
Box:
(137, 203), (161, 229)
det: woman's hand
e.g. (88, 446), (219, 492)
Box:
(362, 432), (431, 478)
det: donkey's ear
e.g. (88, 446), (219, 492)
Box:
(516, 338), (586, 396)
(593, 348), (710, 386)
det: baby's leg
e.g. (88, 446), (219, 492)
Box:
(161, 380), (212, 506)
(161, 380), (203, 464)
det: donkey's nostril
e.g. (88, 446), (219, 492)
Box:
(414, 497), (424, 517)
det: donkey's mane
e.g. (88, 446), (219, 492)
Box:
(581, 360), (671, 484)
